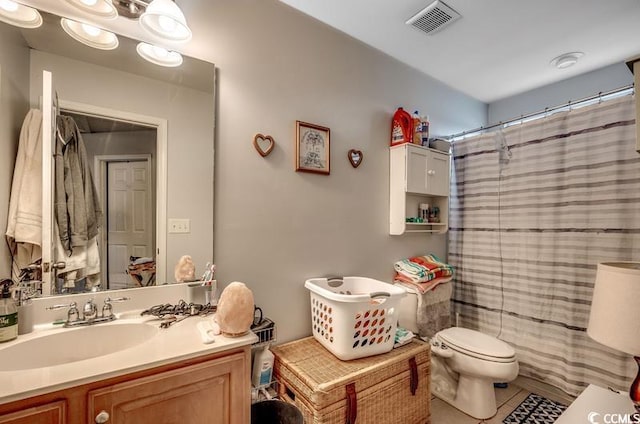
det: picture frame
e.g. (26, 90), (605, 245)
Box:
(295, 121), (330, 175)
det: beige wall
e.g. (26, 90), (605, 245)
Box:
(28, 51), (215, 281)
(0, 25), (31, 279)
(188, 0), (487, 343)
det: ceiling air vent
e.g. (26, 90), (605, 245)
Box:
(406, 0), (461, 35)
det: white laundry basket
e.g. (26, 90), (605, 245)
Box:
(304, 276), (406, 360)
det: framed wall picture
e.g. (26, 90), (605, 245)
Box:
(295, 121), (330, 175)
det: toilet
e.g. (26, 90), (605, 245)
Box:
(397, 287), (519, 420)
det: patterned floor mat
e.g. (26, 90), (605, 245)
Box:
(503, 393), (567, 424)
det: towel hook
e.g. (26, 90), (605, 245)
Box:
(54, 91), (60, 117)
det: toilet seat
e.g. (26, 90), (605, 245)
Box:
(436, 327), (516, 363)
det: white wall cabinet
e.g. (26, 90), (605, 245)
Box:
(390, 144), (450, 235)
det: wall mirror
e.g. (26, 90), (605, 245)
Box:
(1, 10), (215, 297)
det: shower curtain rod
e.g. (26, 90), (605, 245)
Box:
(448, 83), (635, 140)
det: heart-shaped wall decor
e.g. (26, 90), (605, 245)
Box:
(348, 149), (363, 168)
(253, 133), (275, 157)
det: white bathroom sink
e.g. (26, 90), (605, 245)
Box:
(0, 322), (159, 371)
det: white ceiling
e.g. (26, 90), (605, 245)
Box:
(278, 0), (640, 103)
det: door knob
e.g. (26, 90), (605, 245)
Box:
(95, 410), (110, 423)
(51, 262), (66, 270)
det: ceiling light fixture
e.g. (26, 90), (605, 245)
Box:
(139, 0), (192, 42)
(0, 0), (42, 28)
(61, 17), (119, 50)
(551, 52), (584, 69)
(136, 42), (183, 67)
(64, 0), (117, 19)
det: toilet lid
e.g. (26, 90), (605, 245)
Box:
(437, 327), (516, 361)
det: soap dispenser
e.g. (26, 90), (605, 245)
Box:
(0, 279), (18, 343)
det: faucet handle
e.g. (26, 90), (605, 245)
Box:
(47, 301), (79, 323)
(101, 297), (130, 319)
(68, 302), (80, 322)
(102, 300), (113, 319)
(46, 302), (74, 310)
(106, 296), (131, 303)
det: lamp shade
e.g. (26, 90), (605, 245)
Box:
(0, 0), (42, 28)
(587, 262), (640, 356)
(139, 0), (191, 42)
(61, 18), (119, 50)
(64, 0), (117, 20)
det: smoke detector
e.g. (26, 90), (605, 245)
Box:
(550, 52), (585, 69)
(406, 0), (461, 35)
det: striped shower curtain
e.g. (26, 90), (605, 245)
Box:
(449, 95), (639, 396)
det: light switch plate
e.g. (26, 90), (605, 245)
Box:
(168, 218), (190, 233)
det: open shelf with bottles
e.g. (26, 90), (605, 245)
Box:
(251, 320), (278, 403)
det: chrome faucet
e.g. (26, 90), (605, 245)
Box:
(47, 297), (130, 327)
(83, 299), (98, 321)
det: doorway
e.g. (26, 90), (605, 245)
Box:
(57, 102), (166, 290)
(96, 155), (154, 289)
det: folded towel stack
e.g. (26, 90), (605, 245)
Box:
(394, 327), (415, 348)
(393, 254), (454, 294)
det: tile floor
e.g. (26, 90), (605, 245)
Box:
(430, 382), (569, 424)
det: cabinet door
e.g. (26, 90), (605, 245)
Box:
(405, 146), (450, 196)
(0, 400), (66, 424)
(426, 151), (450, 197)
(88, 352), (249, 424)
(406, 146), (429, 194)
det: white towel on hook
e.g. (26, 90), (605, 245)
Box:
(6, 109), (43, 272)
(53, 223), (100, 276)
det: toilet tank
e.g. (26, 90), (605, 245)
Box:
(396, 282), (453, 338)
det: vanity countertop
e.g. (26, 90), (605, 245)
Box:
(0, 312), (257, 405)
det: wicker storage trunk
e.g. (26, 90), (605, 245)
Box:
(272, 337), (430, 424)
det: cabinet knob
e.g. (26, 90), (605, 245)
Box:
(95, 410), (110, 423)
(427, 170), (436, 176)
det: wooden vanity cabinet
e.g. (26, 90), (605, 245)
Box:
(88, 351), (247, 423)
(0, 400), (66, 424)
(0, 347), (251, 424)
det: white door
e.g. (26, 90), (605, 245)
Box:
(41, 71), (54, 293)
(107, 160), (152, 289)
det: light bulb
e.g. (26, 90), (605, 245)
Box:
(81, 23), (101, 37)
(0, 0), (19, 12)
(64, 0), (117, 20)
(152, 45), (168, 58)
(157, 15), (176, 32)
(61, 18), (118, 50)
(136, 42), (183, 67)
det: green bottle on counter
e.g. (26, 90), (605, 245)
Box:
(0, 279), (17, 343)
